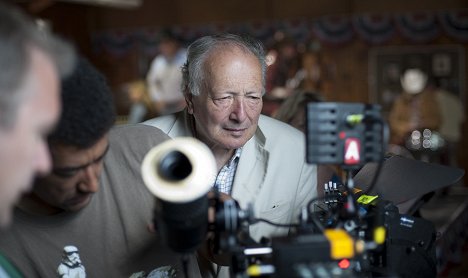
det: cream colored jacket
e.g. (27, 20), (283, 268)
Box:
(143, 110), (317, 242)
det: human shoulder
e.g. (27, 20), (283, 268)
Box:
(143, 112), (183, 135)
(175, 48), (187, 64)
(258, 114), (305, 147)
(110, 124), (169, 143)
(150, 55), (166, 67)
(108, 124), (170, 158)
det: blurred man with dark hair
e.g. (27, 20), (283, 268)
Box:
(0, 58), (193, 277)
(19, 58), (116, 214)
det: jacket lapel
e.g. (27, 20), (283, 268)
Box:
(169, 110), (194, 137)
(173, 110), (269, 209)
(231, 129), (269, 209)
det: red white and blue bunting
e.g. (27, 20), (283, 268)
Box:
(276, 18), (312, 43)
(134, 28), (161, 56)
(91, 30), (135, 57)
(241, 20), (275, 42)
(439, 10), (468, 41)
(311, 16), (354, 45)
(92, 10), (468, 56)
(352, 14), (395, 44)
(395, 12), (440, 43)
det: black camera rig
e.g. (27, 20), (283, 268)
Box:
(208, 180), (437, 278)
(204, 103), (438, 278)
(143, 103), (464, 278)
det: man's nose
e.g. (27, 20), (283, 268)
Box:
(230, 97), (247, 122)
(78, 166), (99, 193)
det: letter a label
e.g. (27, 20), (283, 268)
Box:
(344, 138), (360, 165)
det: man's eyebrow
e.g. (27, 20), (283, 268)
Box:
(246, 91), (262, 95)
(52, 144), (110, 173)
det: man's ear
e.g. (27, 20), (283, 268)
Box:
(185, 93), (194, 114)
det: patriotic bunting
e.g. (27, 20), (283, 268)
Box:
(353, 14), (394, 44)
(311, 16), (354, 45)
(91, 10), (468, 57)
(439, 10), (468, 41)
(395, 12), (440, 42)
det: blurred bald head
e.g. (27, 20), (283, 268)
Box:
(0, 2), (75, 226)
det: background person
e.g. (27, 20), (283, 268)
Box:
(145, 29), (187, 116)
(388, 67), (441, 146)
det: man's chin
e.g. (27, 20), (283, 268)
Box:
(65, 194), (92, 212)
(226, 137), (250, 149)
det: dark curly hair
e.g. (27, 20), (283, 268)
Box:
(48, 57), (115, 148)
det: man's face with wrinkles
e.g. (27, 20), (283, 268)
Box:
(186, 46), (263, 152)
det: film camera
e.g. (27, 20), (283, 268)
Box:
(141, 103), (463, 277)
